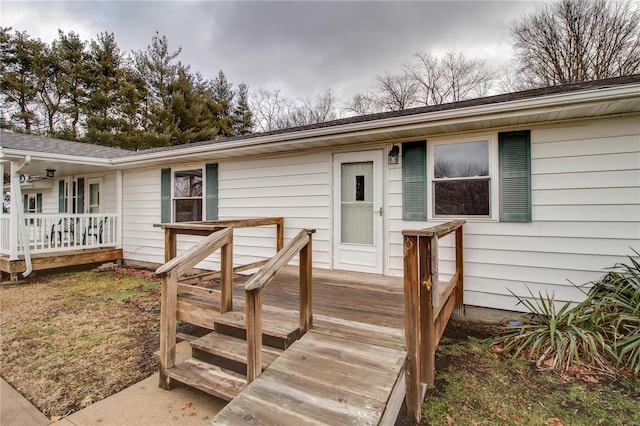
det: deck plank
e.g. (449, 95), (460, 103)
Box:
(210, 330), (406, 426)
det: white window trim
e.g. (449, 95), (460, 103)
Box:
(172, 165), (205, 222)
(427, 134), (499, 221)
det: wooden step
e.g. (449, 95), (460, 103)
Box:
(214, 309), (300, 350)
(165, 358), (247, 402)
(176, 294), (221, 330)
(191, 332), (283, 375)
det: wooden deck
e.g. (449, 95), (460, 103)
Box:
(181, 266), (406, 425)
(0, 247), (122, 280)
(156, 218), (463, 425)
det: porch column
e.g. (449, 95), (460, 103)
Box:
(116, 169), (123, 249)
(9, 161), (19, 260)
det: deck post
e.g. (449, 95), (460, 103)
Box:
(403, 234), (422, 424)
(159, 270), (178, 389)
(420, 237), (436, 387)
(299, 230), (313, 334)
(455, 226), (464, 305)
(276, 218), (284, 252)
(220, 231), (233, 314)
(246, 289), (262, 384)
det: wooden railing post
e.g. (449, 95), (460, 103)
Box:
(420, 237), (436, 387)
(246, 289), (262, 384)
(276, 218), (284, 252)
(221, 231), (233, 314)
(403, 234), (421, 424)
(455, 226), (464, 305)
(299, 230), (313, 334)
(159, 270), (178, 389)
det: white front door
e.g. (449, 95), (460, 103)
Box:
(87, 178), (102, 213)
(333, 150), (384, 274)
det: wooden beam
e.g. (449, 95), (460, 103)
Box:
(403, 234), (421, 424)
(156, 228), (232, 277)
(159, 270), (178, 390)
(402, 220), (465, 238)
(420, 237), (435, 387)
(455, 226), (464, 305)
(244, 229), (315, 292)
(299, 232), (313, 334)
(220, 230), (233, 314)
(246, 289), (262, 384)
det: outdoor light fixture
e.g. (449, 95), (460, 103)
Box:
(46, 169), (56, 178)
(388, 144), (399, 164)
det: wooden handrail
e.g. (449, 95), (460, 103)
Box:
(245, 229), (315, 291)
(403, 220), (465, 424)
(245, 228), (315, 384)
(402, 219), (465, 238)
(155, 227), (232, 277)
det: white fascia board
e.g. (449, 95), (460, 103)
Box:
(112, 84), (640, 167)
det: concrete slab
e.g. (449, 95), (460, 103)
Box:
(57, 341), (226, 426)
(0, 377), (50, 426)
(58, 373), (226, 426)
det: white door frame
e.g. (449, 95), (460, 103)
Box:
(332, 149), (384, 274)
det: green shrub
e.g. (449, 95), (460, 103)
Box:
(496, 252), (640, 377)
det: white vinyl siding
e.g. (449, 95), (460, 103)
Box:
(218, 152), (331, 269)
(121, 152), (331, 270)
(389, 115), (640, 312)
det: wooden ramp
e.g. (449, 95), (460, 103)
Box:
(210, 329), (406, 426)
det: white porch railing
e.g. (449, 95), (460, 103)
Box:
(4, 213), (118, 255)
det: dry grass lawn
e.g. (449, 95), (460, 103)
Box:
(0, 267), (161, 420)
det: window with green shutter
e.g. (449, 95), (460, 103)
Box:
(402, 141), (427, 220)
(499, 131), (531, 222)
(205, 163), (218, 220)
(161, 164), (218, 223)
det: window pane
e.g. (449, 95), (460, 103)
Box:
(174, 199), (202, 222)
(434, 180), (490, 216)
(434, 141), (488, 178)
(341, 161), (373, 245)
(174, 170), (203, 197)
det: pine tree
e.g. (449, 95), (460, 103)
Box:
(0, 29), (44, 133)
(232, 82), (253, 135)
(210, 70), (234, 137)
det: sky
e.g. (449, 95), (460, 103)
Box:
(0, 1), (543, 104)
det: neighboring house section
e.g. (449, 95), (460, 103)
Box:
(2, 76), (639, 314)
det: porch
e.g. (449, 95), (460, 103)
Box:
(0, 213), (122, 281)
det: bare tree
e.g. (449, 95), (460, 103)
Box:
(250, 88), (293, 132)
(407, 50), (495, 106)
(251, 86), (341, 132)
(373, 71), (419, 111)
(511, 0), (640, 87)
(345, 91), (381, 116)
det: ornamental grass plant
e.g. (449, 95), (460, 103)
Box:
(496, 252), (640, 378)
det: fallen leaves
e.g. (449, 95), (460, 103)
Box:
(179, 401), (192, 410)
(547, 418), (566, 426)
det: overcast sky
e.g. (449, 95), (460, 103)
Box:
(1, 1), (543, 103)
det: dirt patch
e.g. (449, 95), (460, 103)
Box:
(0, 266), (164, 420)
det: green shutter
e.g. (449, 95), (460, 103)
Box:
(205, 163), (218, 220)
(58, 180), (65, 212)
(161, 168), (171, 223)
(23, 194), (28, 213)
(499, 130), (531, 222)
(402, 141), (428, 220)
(76, 178), (85, 213)
(36, 193), (42, 213)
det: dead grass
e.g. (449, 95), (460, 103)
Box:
(0, 267), (161, 420)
